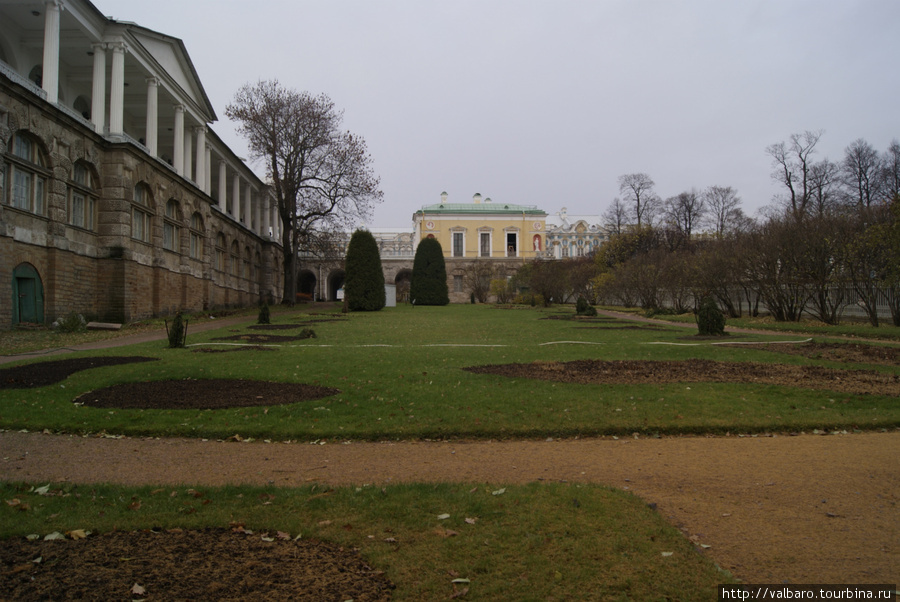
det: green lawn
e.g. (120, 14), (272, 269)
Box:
(1, 304), (897, 441)
(2, 303), (897, 600)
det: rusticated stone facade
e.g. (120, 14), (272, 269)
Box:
(0, 81), (282, 326)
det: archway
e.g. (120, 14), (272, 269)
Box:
(12, 263), (44, 325)
(328, 270), (345, 301)
(394, 269), (412, 303)
(298, 270), (317, 299)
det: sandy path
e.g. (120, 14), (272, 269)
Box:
(1, 430), (897, 585)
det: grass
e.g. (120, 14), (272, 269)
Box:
(0, 480), (735, 600)
(1, 304), (897, 441)
(1, 303), (897, 599)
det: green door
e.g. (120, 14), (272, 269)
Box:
(12, 264), (44, 325)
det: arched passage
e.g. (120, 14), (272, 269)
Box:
(12, 263), (44, 325)
(298, 270), (317, 298)
(394, 269), (412, 303)
(328, 270), (345, 301)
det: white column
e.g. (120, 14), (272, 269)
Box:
(194, 126), (206, 189)
(41, 0), (61, 103)
(90, 43), (106, 133)
(232, 175), (241, 220)
(108, 41), (126, 135)
(217, 160), (227, 212)
(261, 196), (269, 237)
(271, 203), (279, 238)
(173, 104), (184, 175)
(205, 146), (211, 194)
(145, 77), (159, 155)
(244, 186), (252, 227)
(254, 191), (261, 234)
(183, 126), (193, 181)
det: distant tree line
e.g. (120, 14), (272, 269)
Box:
(519, 132), (900, 326)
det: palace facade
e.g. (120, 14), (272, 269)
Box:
(1, 0), (283, 327)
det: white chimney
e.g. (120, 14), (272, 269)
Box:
(484, 197), (492, 203)
(440, 191), (448, 204)
(473, 193), (482, 204)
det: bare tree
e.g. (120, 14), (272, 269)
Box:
(663, 189), (705, 239)
(880, 140), (900, 202)
(602, 197), (629, 235)
(702, 185), (742, 237)
(840, 138), (882, 210)
(226, 80), (383, 304)
(618, 173), (660, 228)
(766, 130), (823, 221)
(808, 159), (841, 216)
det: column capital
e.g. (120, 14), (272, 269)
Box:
(90, 41), (107, 52)
(145, 76), (160, 87)
(108, 40), (127, 54)
(173, 103), (184, 113)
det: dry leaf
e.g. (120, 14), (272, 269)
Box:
(131, 583), (146, 595)
(437, 513), (451, 520)
(67, 529), (87, 540)
(464, 518), (477, 525)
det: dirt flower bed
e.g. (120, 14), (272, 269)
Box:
(73, 379), (340, 410)
(464, 358), (900, 397)
(0, 356), (158, 389)
(728, 341), (900, 366)
(0, 528), (394, 601)
(211, 331), (317, 344)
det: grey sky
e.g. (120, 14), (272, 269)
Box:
(113, 0), (900, 228)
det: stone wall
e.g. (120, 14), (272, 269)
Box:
(0, 80), (282, 327)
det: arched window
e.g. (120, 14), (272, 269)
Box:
(215, 233), (226, 271)
(243, 246), (251, 279)
(230, 241), (240, 276)
(6, 132), (49, 215)
(132, 183), (152, 242)
(189, 212), (204, 259)
(163, 199), (180, 252)
(68, 161), (97, 230)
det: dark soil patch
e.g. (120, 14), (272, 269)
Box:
(725, 341), (900, 366)
(464, 358), (900, 397)
(211, 331), (316, 344)
(247, 324), (306, 331)
(73, 379), (340, 410)
(0, 356), (158, 389)
(0, 528), (394, 601)
(576, 325), (672, 331)
(191, 346), (277, 353)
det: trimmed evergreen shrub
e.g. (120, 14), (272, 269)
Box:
(258, 302), (270, 324)
(166, 311), (187, 348)
(344, 229), (386, 312)
(575, 296), (597, 316)
(410, 237), (449, 305)
(54, 312), (87, 333)
(696, 295), (726, 336)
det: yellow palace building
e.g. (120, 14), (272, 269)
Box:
(413, 192), (548, 260)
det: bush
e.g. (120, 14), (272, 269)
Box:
(166, 311), (187, 348)
(410, 237), (449, 305)
(54, 312), (86, 333)
(575, 297), (597, 316)
(344, 229), (386, 311)
(258, 302), (270, 325)
(696, 295), (726, 336)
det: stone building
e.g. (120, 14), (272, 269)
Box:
(0, 0), (283, 327)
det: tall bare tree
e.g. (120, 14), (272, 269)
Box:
(841, 138), (882, 210)
(618, 173), (660, 228)
(808, 159), (841, 216)
(881, 140), (900, 201)
(226, 80), (383, 304)
(663, 189), (705, 239)
(702, 185), (742, 237)
(766, 130), (822, 221)
(601, 197), (629, 235)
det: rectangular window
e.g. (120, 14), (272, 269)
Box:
(71, 193), (85, 228)
(34, 176), (45, 214)
(452, 232), (464, 257)
(12, 169), (30, 209)
(87, 198), (95, 230)
(453, 275), (463, 293)
(506, 233), (517, 257)
(190, 232), (201, 259)
(480, 232), (491, 257)
(133, 209), (148, 242)
(163, 222), (177, 251)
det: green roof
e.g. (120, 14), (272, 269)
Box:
(415, 203), (546, 216)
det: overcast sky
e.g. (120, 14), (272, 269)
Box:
(112, 0), (900, 228)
